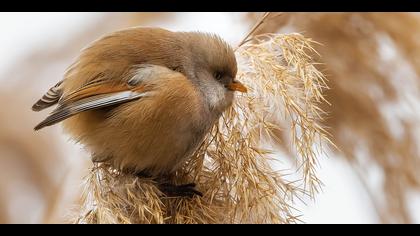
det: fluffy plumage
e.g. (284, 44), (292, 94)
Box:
(33, 27), (246, 176)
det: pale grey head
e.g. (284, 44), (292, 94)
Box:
(175, 32), (239, 115)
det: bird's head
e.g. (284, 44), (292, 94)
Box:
(177, 32), (247, 115)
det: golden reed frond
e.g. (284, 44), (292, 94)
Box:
(74, 32), (330, 224)
(247, 12), (420, 223)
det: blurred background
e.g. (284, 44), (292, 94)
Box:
(0, 12), (419, 224)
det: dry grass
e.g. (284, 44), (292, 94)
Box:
(1, 12), (417, 224)
(74, 32), (330, 224)
(0, 13), (332, 224)
(248, 12), (420, 223)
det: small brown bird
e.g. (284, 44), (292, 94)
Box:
(32, 27), (246, 197)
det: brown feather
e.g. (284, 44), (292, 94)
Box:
(61, 83), (136, 105)
(33, 64), (171, 131)
(33, 27), (238, 176)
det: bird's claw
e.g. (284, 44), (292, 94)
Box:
(158, 182), (203, 198)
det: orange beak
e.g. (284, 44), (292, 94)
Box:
(226, 81), (247, 93)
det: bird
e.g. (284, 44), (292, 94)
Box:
(32, 27), (247, 197)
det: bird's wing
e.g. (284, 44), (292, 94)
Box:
(33, 64), (176, 131)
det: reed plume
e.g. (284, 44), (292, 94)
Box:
(75, 30), (330, 224)
(248, 12), (420, 223)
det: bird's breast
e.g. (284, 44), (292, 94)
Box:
(81, 74), (214, 176)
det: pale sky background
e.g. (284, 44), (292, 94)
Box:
(1, 12), (417, 224)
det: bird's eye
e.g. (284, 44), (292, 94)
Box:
(214, 72), (223, 80)
(171, 66), (182, 72)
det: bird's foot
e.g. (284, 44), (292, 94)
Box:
(136, 170), (152, 179)
(158, 182), (203, 198)
(134, 171), (202, 198)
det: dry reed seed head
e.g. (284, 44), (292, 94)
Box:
(248, 13), (420, 223)
(235, 33), (332, 195)
(75, 33), (329, 224)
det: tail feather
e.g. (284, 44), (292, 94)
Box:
(32, 81), (63, 111)
(33, 90), (148, 131)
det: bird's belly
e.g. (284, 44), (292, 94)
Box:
(64, 74), (214, 177)
(119, 121), (206, 175)
(97, 91), (211, 176)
